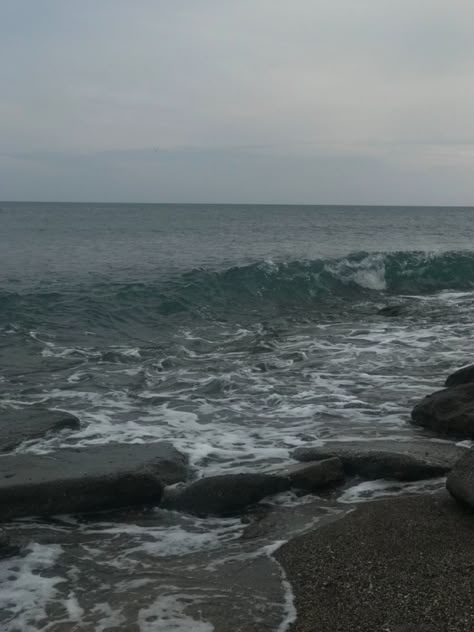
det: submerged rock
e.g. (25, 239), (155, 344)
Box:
(0, 408), (80, 453)
(411, 383), (474, 438)
(445, 364), (474, 388)
(277, 458), (344, 491)
(0, 530), (21, 558)
(0, 442), (187, 521)
(163, 473), (290, 516)
(377, 305), (405, 317)
(292, 440), (465, 481)
(446, 449), (474, 510)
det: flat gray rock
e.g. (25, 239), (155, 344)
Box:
(411, 383), (474, 438)
(445, 364), (474, 388)
(291, 440), (466, 481)
(163, 473), (290, 516)
(277, 458), (344, 491)
(446, 449), (474, 509)
(0, 442), (187, 521)
(0, 408), (80, 453)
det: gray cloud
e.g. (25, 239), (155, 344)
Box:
(1, 0), (474, 203)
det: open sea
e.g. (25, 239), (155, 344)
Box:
(1, 202), (474, 631)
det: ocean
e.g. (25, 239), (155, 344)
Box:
(1, 202), (474, 631)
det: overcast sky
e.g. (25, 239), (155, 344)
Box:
(1, 0), (474, 204)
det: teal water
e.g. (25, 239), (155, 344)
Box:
(2, 202), (474, 283)
(2, 203), (474, 330)
(1, 203), (474, 631)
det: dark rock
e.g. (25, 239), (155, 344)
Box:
(0, 408), (80, 453)
(292, 440), (466, 481)
(445, 364), (474, 388)
(163, 473), (291, 516)
(0, 442), (187, 521)
(277, 458), (344, 491)
(411, 383), (474, 438)
(446, 449), (474, 509)
(377, 305), (405, 317)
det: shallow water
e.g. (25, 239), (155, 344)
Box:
(1, 203), (473, 630)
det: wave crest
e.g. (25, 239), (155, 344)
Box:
(2, 251), (474, 328)
(159, 250), (474, 314)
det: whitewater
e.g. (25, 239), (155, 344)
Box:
(1, 203), (474, 630)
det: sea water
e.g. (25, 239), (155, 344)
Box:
(1, 203), (474, 630)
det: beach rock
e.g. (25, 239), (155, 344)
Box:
(411, 383), (474, 438)
(446, 449), (474, 510)
(292, 440), (465, 481)
(445, 364), (474, 388)
(163, 473), (290, 516)
(0, 442), (187, 521)
(277, 458), (344, 491)
(0, 407), (80, 453)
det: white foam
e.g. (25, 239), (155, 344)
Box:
(456, 439), (474, 449)
(137, 593), (214, 632)
(82, 518), (242, 558)
(339, 477), (446, 504)
(91, 602), (126, 632)
(63, 592), (84, 621)
(21, 307), (470, 475)
(325, 253), (387, 290)
(275, 566), (297, 632)
(0, 543), (64, 632)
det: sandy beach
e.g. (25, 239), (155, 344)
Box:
(276, 491), (474, 632)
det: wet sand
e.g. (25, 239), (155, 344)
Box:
(276, 491), (474, 632)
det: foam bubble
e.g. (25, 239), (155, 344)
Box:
(339, 477), (446, 504)
(90, 602), (126, 632)
(0, 543), (64, 632)
(138, 593), (215, 632)
(81, 516), (243, 558)
(325, 253), (387, 290)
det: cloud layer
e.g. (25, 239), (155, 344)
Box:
(2, 0), (474, 203)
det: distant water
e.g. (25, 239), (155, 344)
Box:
(1, 202), (474, 631)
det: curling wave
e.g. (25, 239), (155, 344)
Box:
(2, 251), (474, 328)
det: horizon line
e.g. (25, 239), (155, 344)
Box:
(2, 200), (474, 209)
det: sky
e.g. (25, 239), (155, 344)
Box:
(1, 0), (474, 204)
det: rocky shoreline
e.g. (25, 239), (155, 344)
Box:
(0, 364), (473, 629)
(273, 363), (474, 632)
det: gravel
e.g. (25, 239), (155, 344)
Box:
(275, 492), (474, 632)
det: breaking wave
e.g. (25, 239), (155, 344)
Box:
(2, 251), (474, 328)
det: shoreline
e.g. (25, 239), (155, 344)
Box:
(274, 490), (474, 632)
